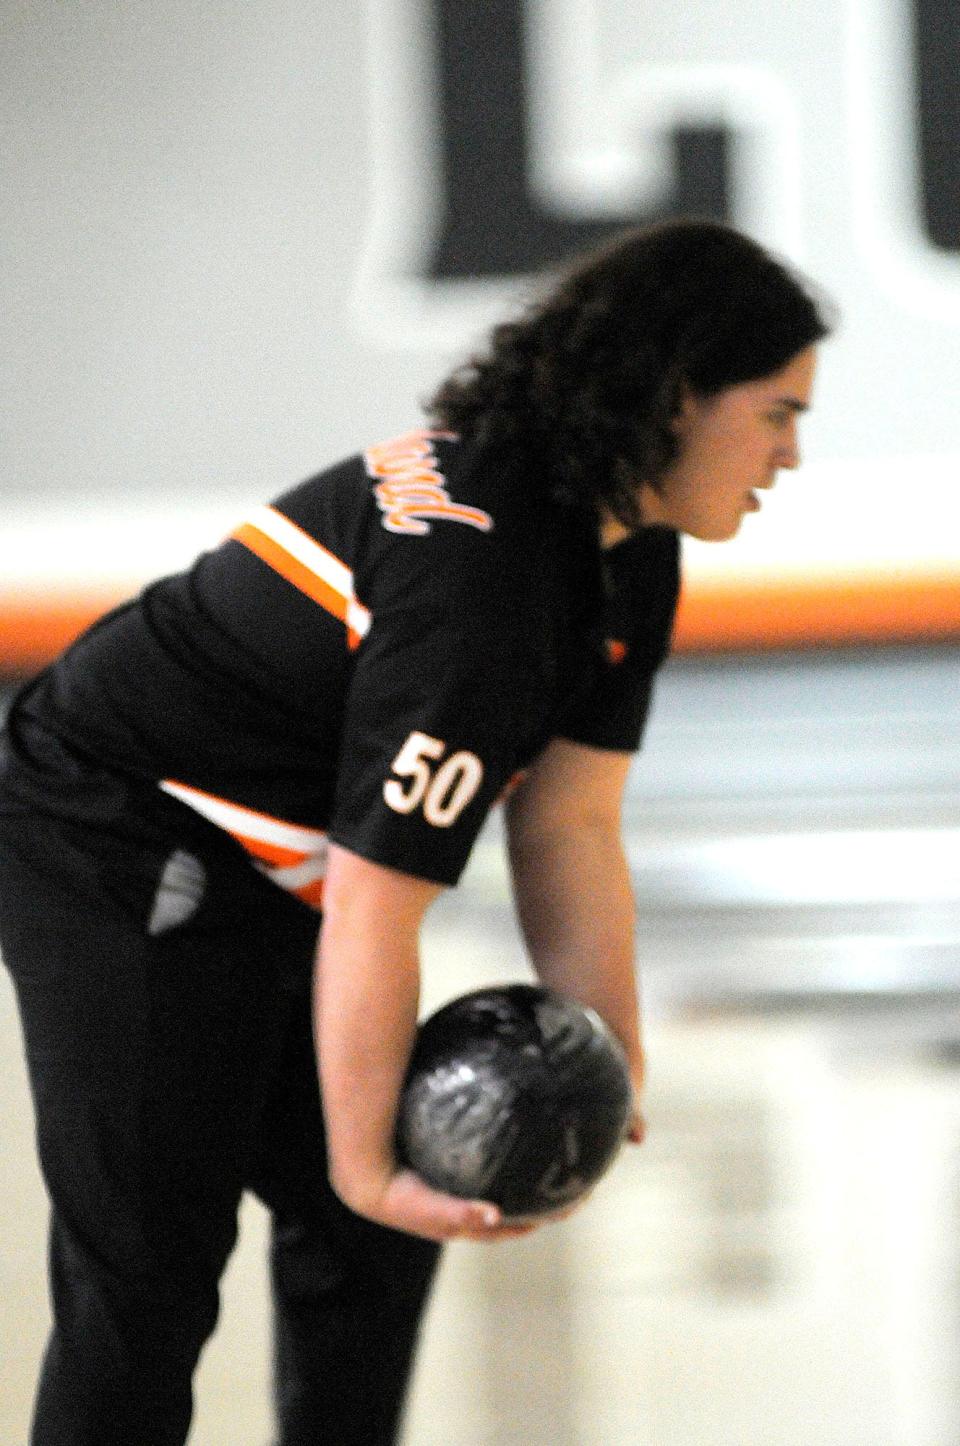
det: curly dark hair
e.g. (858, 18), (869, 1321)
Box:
(427, 219), (834, 527)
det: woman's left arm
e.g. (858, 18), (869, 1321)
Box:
(505, 737), (646, 1142)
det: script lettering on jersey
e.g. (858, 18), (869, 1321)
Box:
(364, 430), (494, 536)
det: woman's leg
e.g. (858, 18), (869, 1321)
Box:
(0, 813), (292, 1446)
(248, 994), (442, 1446)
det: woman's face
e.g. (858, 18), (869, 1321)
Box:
(639, 345), (819, 542)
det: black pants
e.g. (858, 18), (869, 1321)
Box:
(0, 803), (441, 1446)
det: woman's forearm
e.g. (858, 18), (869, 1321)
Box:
(313, 844), (531, 1241)
(314, 846), (438, 1212)
(508, 822), (644, 1078)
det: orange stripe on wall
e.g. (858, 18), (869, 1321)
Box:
(673, 570), (960, 652)
(0, 596), (122, 675)
(1, 571), (959, 677)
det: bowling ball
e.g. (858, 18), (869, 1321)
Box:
(396, 983), (633, 1219)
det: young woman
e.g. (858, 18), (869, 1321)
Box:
(0, 219), (831, 1445)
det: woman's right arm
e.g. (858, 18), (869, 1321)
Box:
(314, 842), (535, 1242)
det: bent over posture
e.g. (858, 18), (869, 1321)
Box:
(0, 221), (831, 1445)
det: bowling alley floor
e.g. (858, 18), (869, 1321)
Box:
(2, 645), (959, 1445)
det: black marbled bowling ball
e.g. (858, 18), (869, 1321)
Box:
(396, 984), (632, 1219)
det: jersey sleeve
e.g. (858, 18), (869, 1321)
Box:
(557, 527), (681, 753)
(557, 652), (658, 753)
(326, 539), (535, 887)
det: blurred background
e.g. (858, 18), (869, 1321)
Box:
(1, 2), (958, 1442)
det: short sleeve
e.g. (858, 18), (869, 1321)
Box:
(326, 538), (537, 887)
(558, 527), (681, 753)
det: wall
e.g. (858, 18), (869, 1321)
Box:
(2, 0), (959, 669)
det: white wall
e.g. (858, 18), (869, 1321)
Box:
(2, 0), (959, 594)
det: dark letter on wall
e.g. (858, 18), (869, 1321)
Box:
(912, 0), (960, 250)
(428, 0), (731, 278)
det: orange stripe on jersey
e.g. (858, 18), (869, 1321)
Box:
(231, 506), (371, 650)
(231, 833), (310, 869)
(159, 779), (329, 910)
(293, 876), (326, 909)
(233, 522), (350, 623)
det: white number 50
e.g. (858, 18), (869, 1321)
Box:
(383, 730), (484, 828)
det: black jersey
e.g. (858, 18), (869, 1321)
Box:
(1, 430), (679, 901)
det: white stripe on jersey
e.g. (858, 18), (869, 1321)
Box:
(159, 779), (329, 852)
(258, 852), (329, 889)
(243, 505), (372, 640)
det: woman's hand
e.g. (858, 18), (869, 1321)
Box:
(335, 1165), (539, 1243)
